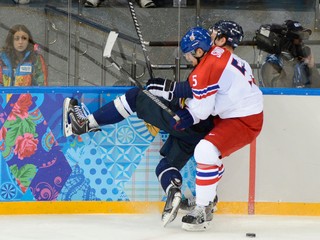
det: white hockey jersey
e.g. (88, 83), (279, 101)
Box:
(185, 45), (263, 123)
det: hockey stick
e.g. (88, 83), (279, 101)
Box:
(127, 0), (154, 78)
(103, 31), (180, 122)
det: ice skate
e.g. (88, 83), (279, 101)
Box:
(161, 187), (182, 227)
(181, 202), (214, 231)
(180, 195), (218, 212)
(63, 97), (100, 137)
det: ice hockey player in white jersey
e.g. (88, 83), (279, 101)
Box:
(147, 21), (263, 231)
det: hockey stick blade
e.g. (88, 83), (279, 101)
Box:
(103, 31), (119, 58)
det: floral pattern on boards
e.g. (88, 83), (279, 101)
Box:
(0, 93), (71, 199)
(2, 94), (37, 161)
(0, 90), (196, 202)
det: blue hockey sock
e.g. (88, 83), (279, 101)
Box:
(156, 158), (182, 194)
(92, 87), (139, 125)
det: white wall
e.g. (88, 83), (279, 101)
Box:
(218, 93), (320, 203)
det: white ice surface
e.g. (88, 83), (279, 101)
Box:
(1, 212), (320, 240)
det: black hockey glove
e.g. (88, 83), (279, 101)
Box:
(170, 108), (194, 131)
(146, 78), (176, 101)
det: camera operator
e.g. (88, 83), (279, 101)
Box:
(260, 20), (320, 88)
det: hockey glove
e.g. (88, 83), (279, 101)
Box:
(170, 108), (194, 131)
(146, 78), (176, 101)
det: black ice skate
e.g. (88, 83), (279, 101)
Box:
(161, 187), (182, 227)
(63, 97), (100, 137)
(181, 202), (214, 231)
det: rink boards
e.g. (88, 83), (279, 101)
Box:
(0, 86), (319, 216)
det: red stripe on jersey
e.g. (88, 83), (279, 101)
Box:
(193, 89), (218, 100)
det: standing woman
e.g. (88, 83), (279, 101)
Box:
(0, 24), (48, 86)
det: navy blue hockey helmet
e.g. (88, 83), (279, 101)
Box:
(209, 20), (244, 48)
(180, 27), (212, 54)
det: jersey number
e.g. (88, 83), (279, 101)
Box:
(231, 58), (254, 86)
(191, 74), (197, 87)
(231, 58), (246, 75)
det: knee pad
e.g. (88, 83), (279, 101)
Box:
(194, 140), (224, 191)
(194, 139), (222, 166)
(156, 158), (182, 194)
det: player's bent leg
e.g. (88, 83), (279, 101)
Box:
(181, 139), (223, 231)
(156, 158), (182, 227)
(63, 88), (140, 137)
(92, 87), (139, 125)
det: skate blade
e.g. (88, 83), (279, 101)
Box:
(162, 194), (182, 227)
(62, 98), (73, 137)
(182, 221), (211, 232)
